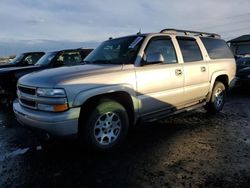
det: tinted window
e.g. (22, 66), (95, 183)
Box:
(9, 54), (25, 64)
(24, 54), (43, 65)
(177, 37), (203, 62)
(85, 36), (144, 64)
(35, 52), (57, 66)
(145, 38), (177, 64)
(201, 38), (234, 59)
(56, 51), (83, 66)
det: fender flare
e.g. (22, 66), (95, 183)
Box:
(72, 84), (139, 115)
(206, 71), (229, 101)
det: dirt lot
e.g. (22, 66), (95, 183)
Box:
(0, 87), (250, 188)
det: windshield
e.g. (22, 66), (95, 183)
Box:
(84, 36), (144, 64)
(9, 54), (25, 64)
(35, 52), (57, 66)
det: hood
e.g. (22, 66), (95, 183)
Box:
(0, 65), (40, 74)
(19, 64), (123, 88)
(0, 65), (41, 77)
(0, 63), (19, 69)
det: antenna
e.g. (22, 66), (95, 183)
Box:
(137, 28), (141, 35)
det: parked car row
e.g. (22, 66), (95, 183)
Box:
(0, 48), (92, 105)
(0, 52), (45, 68)
(5, 28), (236, 151)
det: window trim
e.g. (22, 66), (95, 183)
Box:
(142, 36), (178, 66)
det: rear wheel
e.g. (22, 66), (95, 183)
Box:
(81, 99), (129, 151)
(205, 81), (226, 114)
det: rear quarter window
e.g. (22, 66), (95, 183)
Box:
(201, 38), (234, 59)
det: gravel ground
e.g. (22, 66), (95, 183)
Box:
(0, 87), (250, 188)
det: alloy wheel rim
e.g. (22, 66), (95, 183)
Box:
(94, 112), (121, 145)
(214, 88), (224, 108)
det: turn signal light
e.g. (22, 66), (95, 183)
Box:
(53, 104), (68, 112)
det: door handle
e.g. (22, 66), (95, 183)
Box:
(201, 66), (206, 72)
(175, 69), (182, 76)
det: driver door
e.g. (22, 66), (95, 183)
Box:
(135, 36), (184, 115)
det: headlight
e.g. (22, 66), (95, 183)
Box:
(36, 88), (66, 97)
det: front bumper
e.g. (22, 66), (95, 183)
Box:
(13, 100), (81, 136)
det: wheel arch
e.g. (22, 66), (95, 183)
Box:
(206, 72), (229, 102)
(77, 89), (138, 135)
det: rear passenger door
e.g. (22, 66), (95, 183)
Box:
(177, 37), (209, 104)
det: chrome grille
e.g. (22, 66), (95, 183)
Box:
(17, 85), (37, 109)
(20, 98), (36, 108)
(18, 85), (36, 95)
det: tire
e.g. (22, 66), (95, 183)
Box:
(81, 99), (129, 151)
(204, 81), (226, 114)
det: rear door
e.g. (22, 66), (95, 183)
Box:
(177, 37), (209, 104)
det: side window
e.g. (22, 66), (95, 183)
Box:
(24, 54), (38, 65)
(56, 51), (83, 66)
(23, 54), (43, 65)
(145, 38), (178, 64)
(201, 38), (234, 59)
(177, 37), (203, 62)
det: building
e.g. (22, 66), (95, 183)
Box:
(228, 35), (250, 56)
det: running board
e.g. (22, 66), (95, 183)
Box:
(141, 101), (206, 122)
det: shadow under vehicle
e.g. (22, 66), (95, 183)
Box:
(0, 48), (93, 106)
(0, 52), (45, 68)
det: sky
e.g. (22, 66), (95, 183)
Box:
(0, 0), (250, 56)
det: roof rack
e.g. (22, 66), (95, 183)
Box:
(160, 28), (221, 38)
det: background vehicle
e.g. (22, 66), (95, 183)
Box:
(0, 48), (93, 106)
(236, 56), (250, 85)
(14, 29), (236, 151)
(0, 52), (45, 68)
(236, 55), (250, 72)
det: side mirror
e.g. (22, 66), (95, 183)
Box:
(146, 53), (164, 64)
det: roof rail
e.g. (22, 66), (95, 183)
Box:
(160, 28), (221, 38)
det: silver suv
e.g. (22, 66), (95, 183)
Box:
(13, 29), (236, 151)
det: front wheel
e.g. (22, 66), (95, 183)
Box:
(81, 99), (129, 151)
(205, 81), (226, 114)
